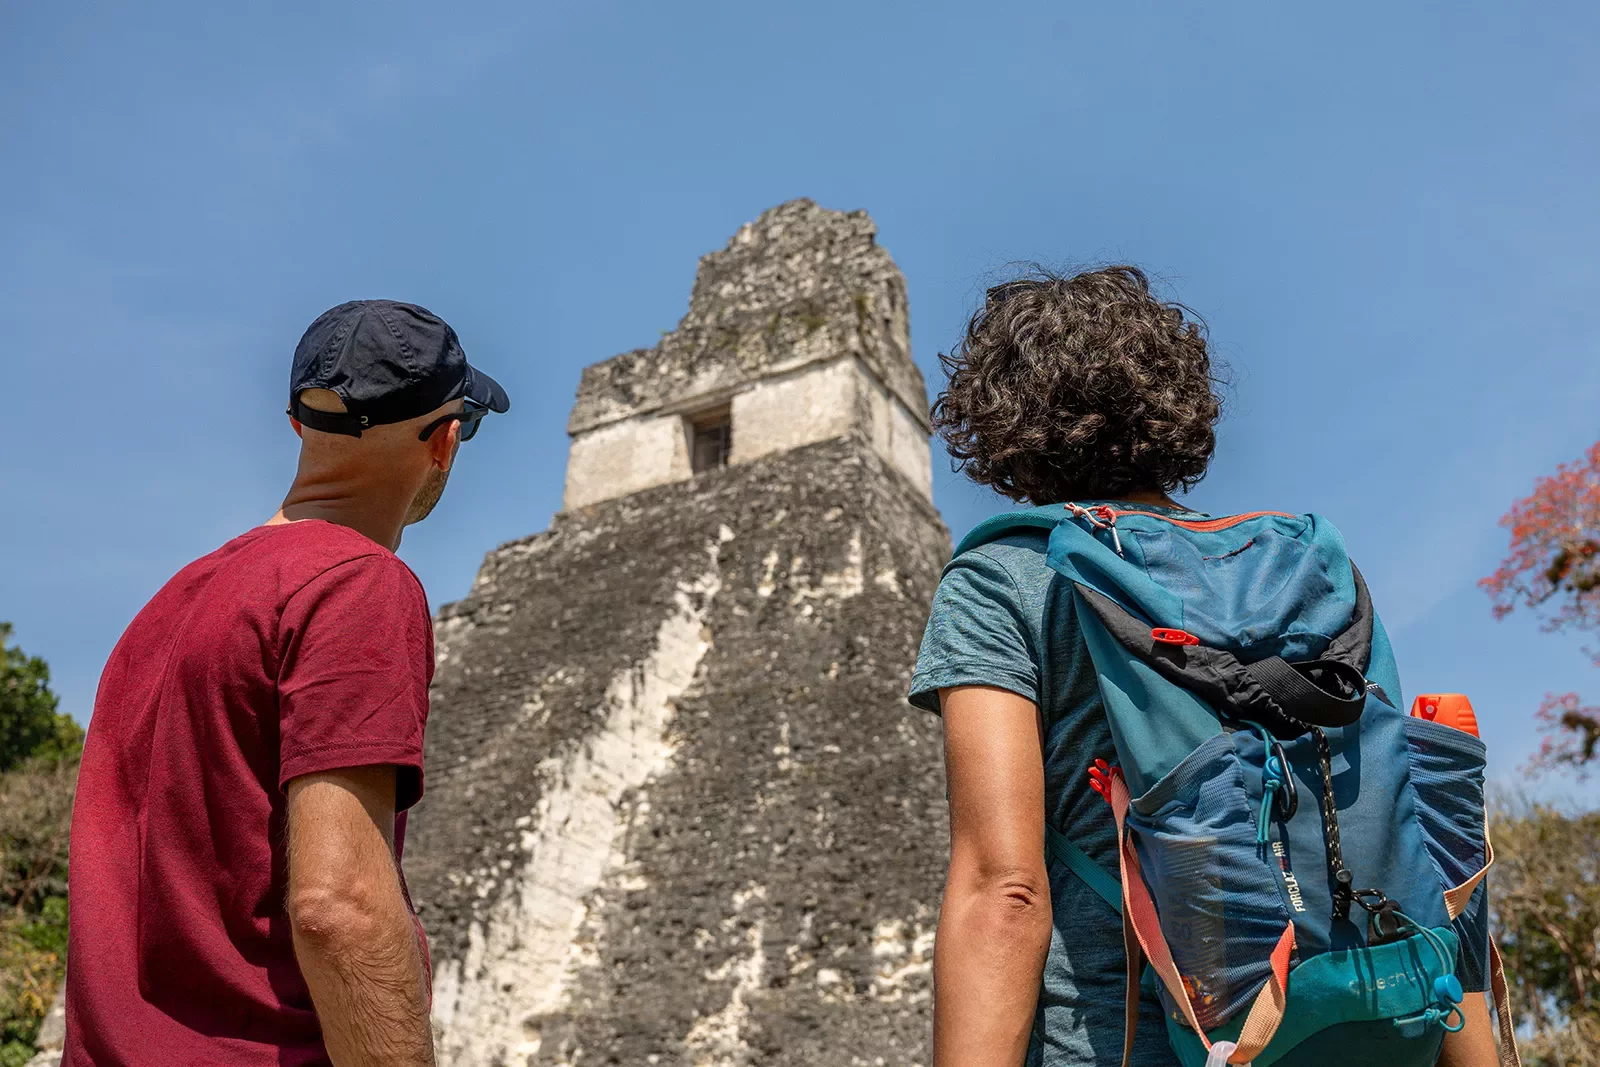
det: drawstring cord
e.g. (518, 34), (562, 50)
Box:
(1240, 721), (1294, 845)
(1388, 912), (1466, 1033)
(1246, 724), (1280, 844)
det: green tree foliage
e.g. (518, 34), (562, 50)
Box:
(1491, 800), (1600, 1066)
(0, 756), (76, 1066)
(0, 624), (77, 1066)
(0, 624), (81, 774)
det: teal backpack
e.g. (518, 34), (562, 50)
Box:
(955, 504), (1520, 1067)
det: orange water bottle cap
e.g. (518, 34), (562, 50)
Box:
(1410, 693), (1480, 738)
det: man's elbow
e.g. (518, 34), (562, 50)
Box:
(287, 879), (396, 950)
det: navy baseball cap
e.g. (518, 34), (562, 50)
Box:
(288, 300), (509, 437)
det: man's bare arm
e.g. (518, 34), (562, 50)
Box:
(1438, 993), (1500, 1067)
(933, 685), (1053, 1067)
(286, 766), (434, 1067)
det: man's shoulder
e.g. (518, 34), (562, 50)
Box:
(241, 518), (389, 558)
(238, 520), (399, 567)
(263, 524), (426, 603)
(171, 522), (420, 613)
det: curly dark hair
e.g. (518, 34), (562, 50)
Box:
(931, 266), (1223, 505)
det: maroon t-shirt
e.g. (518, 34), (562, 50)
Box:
(64, 521), (434, 1067)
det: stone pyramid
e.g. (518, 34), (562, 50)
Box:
(407, 200), (950, 1067)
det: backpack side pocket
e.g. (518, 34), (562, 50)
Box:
(1404, 716), (1489, 988)
(1403, 717), (1488, 890)
(1126, 731), (1296, 1031)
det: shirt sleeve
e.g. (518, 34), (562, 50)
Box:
(277, 554), (434, 810)
(908, 548), (1040, 714)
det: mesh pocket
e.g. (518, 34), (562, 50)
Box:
(1404, 718), (1487, 889)
(1128, 732), (1295, 1030)
(1405, 716), (1489, 989)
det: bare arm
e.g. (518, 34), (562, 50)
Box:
(1438, 993), (1499, 1067)
(933, 686), (1053, 1067)
(287, 766), (434, 1067)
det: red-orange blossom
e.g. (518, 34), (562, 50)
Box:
(1483, 442), (1600, 773)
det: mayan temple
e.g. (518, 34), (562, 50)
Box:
(406, 200), (952, 1067)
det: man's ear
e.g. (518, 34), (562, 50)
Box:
(428, 418), (461, 472)
(289, 415), (305, 439)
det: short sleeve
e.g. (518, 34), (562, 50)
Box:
(908, 548), (1040, 714)
(277, 554), (434, 810)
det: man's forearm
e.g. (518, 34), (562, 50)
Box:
(1438, 993), (1499, 1067)
(292, 887), (434, 1066)
(932, 877), (1052, 1067)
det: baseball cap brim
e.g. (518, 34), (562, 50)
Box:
(464, 363), (510, 414)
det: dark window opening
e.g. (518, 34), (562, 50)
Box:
(690, 408), (732, 473)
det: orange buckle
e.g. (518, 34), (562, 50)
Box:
(1151, 627), (1201, 646)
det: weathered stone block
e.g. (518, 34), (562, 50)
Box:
(560, 200), (933, 510)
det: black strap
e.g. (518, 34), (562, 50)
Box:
(1321, 562), (1375, 674)
(289, 397), (369, 437)
(1045, 824), (1122, 914)
(1243, 656), (1367, 728)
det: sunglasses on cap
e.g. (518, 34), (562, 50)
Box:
(418, 397), (490, 443)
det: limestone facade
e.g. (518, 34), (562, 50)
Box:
(407, 201), (950, 1066)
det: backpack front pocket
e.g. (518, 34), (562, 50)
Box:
(1127, 730), (1297, 1030)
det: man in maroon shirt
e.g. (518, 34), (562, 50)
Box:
(64, 300), (509, 1067)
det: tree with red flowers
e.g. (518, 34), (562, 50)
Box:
(1482, 441), (1600, 773)
(1482, 444), (1600, 1062)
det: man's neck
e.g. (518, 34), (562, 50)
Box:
(269, 481), (408, 551)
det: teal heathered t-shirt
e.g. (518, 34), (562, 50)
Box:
(909, 503), (1206, 1067)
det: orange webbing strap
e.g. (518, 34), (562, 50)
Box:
(1487, 939), (1522, 1067)
(1443, 822), (1520, 1065)
(1232, 930), (1294, 1058)
(1119, 904), (1141, 1067)
(1111, 774), (1295, 1065)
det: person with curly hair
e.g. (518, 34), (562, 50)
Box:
(932, 267), (1220, 508)
(908, 268), (1500, 1067)
(909, 266), (1217, 1067)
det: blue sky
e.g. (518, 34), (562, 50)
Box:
(3, 2), (1598, 796)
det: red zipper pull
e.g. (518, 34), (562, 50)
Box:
(1088, 758), (1122, 804)
(1151, 628), (1201, 646)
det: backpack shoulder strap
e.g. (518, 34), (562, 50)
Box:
(953, 505), (1066, 557)
(1046, 823), (1122, 914)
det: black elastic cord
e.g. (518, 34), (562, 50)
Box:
(1311, 726), (1356, 920)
